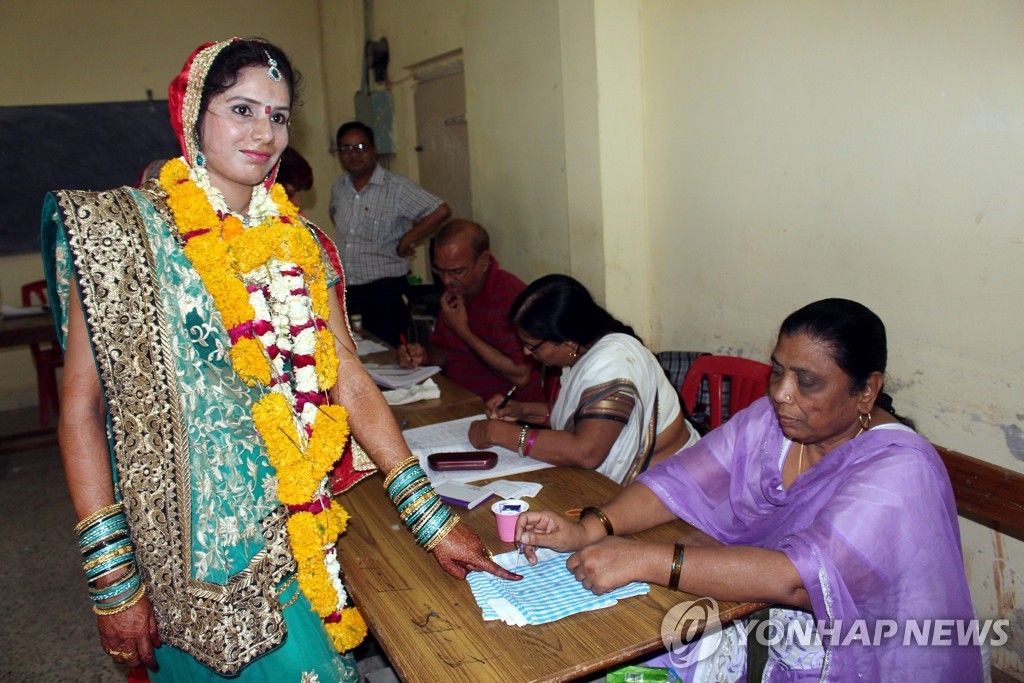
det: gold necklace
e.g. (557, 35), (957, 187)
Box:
(797, 441), (805, 475)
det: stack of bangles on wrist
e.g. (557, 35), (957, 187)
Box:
(517, 426), (539, 458)
(384, 457), (460, 551)
(75, 502), (146, 616)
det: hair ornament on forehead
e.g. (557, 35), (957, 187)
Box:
(265, 51), (282, 82)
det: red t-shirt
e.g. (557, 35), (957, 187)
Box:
(429, 257), (544, 402)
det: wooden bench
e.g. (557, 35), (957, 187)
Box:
(934, 444), (1024, 683)
(935, 444), (1024, 533)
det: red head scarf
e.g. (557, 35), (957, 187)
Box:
(167, 38), (282, 187)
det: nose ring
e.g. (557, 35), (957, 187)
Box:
(784, 394), (792, 401)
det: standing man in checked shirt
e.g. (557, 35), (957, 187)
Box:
(330, 121), (451, 345)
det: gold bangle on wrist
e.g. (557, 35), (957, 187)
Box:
(580, 506), (614, 536)
(516, 425), (529, 457)
(74, 502), (124, 535)
(383, 456), (419, 488)
(669, 542), (685, 590)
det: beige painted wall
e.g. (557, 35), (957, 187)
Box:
(640, 0), (1023, 672)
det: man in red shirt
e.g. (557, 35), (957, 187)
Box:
(397, 220), (543, 402)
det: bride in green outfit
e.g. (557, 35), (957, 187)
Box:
(42, 38), (515, 682)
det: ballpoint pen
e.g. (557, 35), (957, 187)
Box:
(513, 542), (522, 573)
(497, 385), (517, 411)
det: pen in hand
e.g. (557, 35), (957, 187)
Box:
(513, 542), (522, 573)
(497, 385), (517, 411)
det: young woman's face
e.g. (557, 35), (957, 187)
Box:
(199, 65), (290, 209)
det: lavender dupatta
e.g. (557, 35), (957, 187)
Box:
(637, 398), (982, 681)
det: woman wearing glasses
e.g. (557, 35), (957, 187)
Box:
(469, 274), (698, 484)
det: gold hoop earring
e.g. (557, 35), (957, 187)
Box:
(856, 411), (871, 437)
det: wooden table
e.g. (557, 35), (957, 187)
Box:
(0, 313), (59, 454)
(336, 449), (762, 682)
(0, 313), (57, 349)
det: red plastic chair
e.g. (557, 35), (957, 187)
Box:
(21, 280), (63, 428)
(680, 355), (771, 431)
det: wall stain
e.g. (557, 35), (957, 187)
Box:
(1000, 423), (1024, 462)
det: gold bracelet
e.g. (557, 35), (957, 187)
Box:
(383, 456), (420, 489)
(580, 506), (614, 536)
(93, 583), (146, 616)
(391, 477), (431, 507)
(399, 489), (438, 523)
(668, 542), (685, 590)
(74, 503), (124, 535)
(82, 544), (134, 572)
(424, 515), (461, 552)
(516, 425), (529, 457)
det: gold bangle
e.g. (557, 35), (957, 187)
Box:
(82, 545), (134, 572)
(516, 425), (529, 457)
(668, 542), (685, 590)
(93, 583), (146, 616)
(399, 489), (437, 522)
(409, 499), (445, 537)
(383, 456), (420, 488)
(391, 477), (431, 507)
(580, 506), (614, 536)
(74, 503), (124, 535)
(424, 515), (461, 552)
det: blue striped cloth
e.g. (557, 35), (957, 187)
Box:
(466, 548), (650, 626)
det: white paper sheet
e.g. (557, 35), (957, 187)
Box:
(364, 363), (441, 389)
(402, 415), (553, 484)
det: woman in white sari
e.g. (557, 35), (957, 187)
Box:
(469, 274), (697, 484)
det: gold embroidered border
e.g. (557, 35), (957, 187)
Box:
(53, 187), (295, 674)
(181, 40), (233, 164)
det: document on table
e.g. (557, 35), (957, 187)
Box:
(353, 334), (389, 356)
(466, 548), (650, 626)
(364, 363), (441, 389)
(402, 415), (553, 484)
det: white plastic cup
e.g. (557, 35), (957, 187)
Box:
(491, 498), (529, 543)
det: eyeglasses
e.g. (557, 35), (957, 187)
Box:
(432, 255), (481, 280)
(431, 265), (472, 279)
(522, 339), (548, 353)
(338, 143), (372, 155)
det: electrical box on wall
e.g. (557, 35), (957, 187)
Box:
(353, 90), (394, 155)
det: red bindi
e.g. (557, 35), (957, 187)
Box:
(264, 104), (271, 115)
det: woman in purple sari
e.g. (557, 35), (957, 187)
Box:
(516, 299), (982, 681)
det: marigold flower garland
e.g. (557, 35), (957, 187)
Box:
(160, 157), (366, 653)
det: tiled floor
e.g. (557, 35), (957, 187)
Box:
(0, 408), (126, 682)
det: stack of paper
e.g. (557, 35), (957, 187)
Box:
(364, 363), (441, 389)
(402, 416), (553, 484)
(466, 548), (650, 626)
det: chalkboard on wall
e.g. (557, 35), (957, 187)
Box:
(0, 101), (181, 256)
